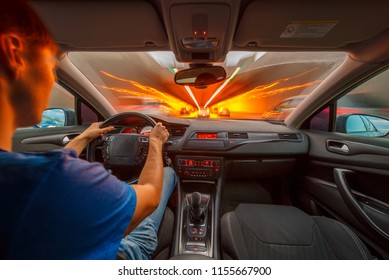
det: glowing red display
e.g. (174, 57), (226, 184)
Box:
(197, 133), (217, 139)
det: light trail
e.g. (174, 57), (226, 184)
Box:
(204, 67), (241, 108)
(99, 71), (190, 111)
(184, 86), (200, 110)
(172, 68), (201, 110)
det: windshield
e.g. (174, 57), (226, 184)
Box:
(68, 51), (346, 120)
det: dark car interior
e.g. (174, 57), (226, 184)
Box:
(11, 0), (389, 259)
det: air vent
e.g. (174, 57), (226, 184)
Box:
(228, 132), (248, 139)
(171, 127), (187, 137)
(278, 133), (299, 140)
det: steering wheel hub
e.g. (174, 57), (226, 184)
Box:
(102, 134), (149, 166)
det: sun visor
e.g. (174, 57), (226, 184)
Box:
(30, 1), (168, 50)
(234, 0), (389, 50)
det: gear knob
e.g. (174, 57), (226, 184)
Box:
(191, 192), (201, 209)
(189, 192), (204, 224)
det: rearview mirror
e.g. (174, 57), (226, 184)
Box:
(174, 66), (226, 87)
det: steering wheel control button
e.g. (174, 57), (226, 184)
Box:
(104, 135), (114, 141)
(138, 136), (149, 143)
(102, 135), (115, 162)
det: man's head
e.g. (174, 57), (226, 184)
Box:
(0, 0), (58, 127)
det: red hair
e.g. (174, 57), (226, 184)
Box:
(0, 0), (57, 56)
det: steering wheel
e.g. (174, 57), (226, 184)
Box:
(86, 112), (156, 167)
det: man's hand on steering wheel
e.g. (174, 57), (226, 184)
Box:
(149, 122), (170, 146)
(65, 122), (115, 156)
(81, 122), (115, 142)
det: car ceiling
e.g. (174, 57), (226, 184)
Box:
(29, 0), (389, 62)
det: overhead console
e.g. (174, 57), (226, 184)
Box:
(162, 0), (240, 63)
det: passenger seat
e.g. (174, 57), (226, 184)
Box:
(221, 204), (371, 259)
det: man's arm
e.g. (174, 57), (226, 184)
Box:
(66, 121), (169, 235)
(123, 122), (169, 235)
(65, 122), (114, 156)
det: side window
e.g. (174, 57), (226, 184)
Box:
(309, 106), (331, 132)
(79, 101), (99, 125)
(18, 83), (100, 130)
(34, 83), (76, 128)
(48, 83), (75, 110)
(335, 68), (389, 137)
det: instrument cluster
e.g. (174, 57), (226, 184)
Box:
(120, 125), (153, 136)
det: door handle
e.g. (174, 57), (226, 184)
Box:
(62, 134), (79, 145)
(327, 140), (350, 154)
(333, 168), (389, 242)
(62, 136), (71, 145)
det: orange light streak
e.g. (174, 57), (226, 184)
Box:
(214, 67), (322, 109)
(249, 80), (320, 99)
(214, 65), (323, 115)
(184, 86), (200, 110)
(99, 71), (190, 112)
(216, 80), (321, 112)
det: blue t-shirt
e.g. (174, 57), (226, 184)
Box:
(0, 148), (136, 259)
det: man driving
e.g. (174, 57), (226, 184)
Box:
(0, 0), (177, 259)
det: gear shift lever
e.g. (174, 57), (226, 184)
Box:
(189, 192), (205, 224)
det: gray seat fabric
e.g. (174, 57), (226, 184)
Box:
(221, 204), (372, 260)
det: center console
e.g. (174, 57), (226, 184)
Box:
(183, 192), (211, 253)
(176, 157), (221, 180)
(172, 155), (223, 259)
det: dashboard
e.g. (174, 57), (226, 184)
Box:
(106, 114), (309, 180)
(110, 115), (307, 153)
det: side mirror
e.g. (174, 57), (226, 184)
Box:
(335, 113), (389, 137)
(174, 65), (226, 87)
(34, 108), (76, 128)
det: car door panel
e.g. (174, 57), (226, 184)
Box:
(12, 126), (86, 153)
(298, 130), (389, 258)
